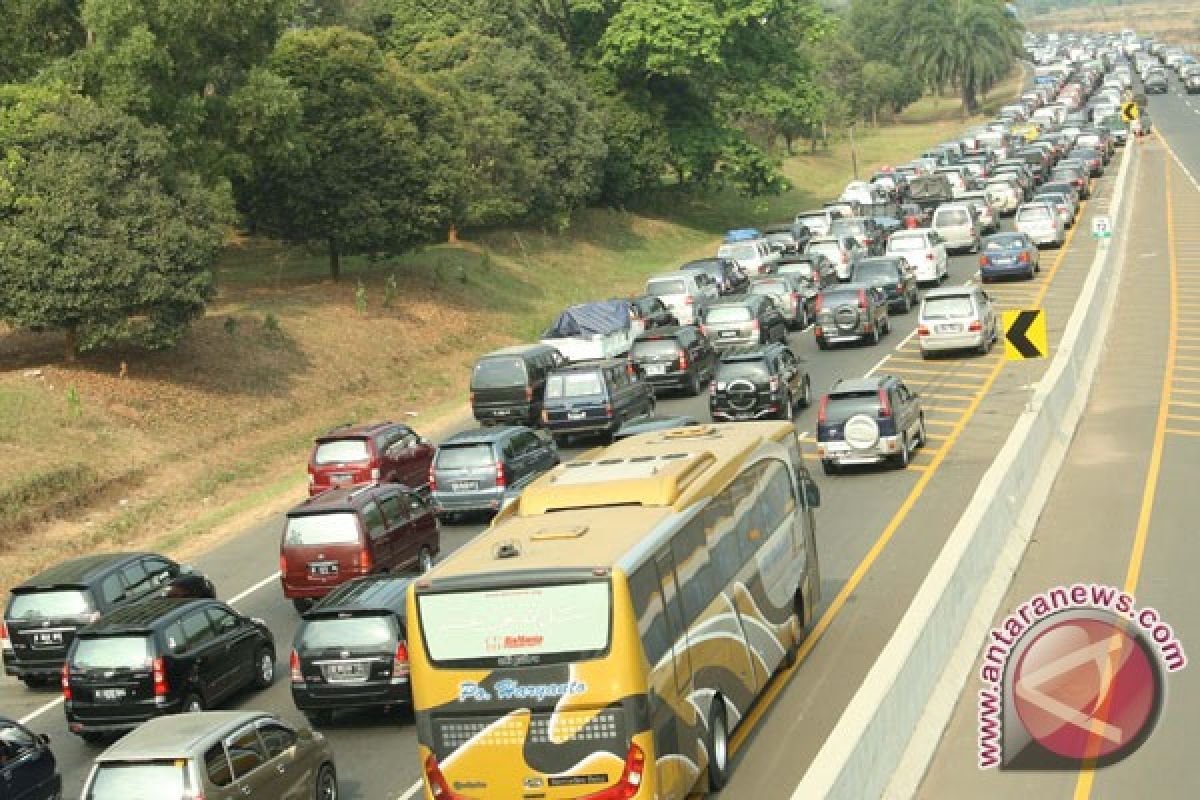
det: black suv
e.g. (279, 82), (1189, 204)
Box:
(291, 574), (413, 724)
(850, 256), (921, 314)
(629, 326), (717, 396)
(710, 343), (811, 422)
(542, 359), (656, 445)
(4, 553), (215, 688)
(626, 294), (678, 330)
(429, 425), (559, 520)
(814, 285), (891, 349)
(63, 598), (274, 740)
(816, 375), (926, 473)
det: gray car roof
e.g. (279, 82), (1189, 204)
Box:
(94, 711), (270, 761)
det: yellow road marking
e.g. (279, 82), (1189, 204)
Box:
(1168, 399), (1200, 409)
(885, 356), (992, 371)
(1168, 413), (1200, 422)
(906, 381), (988, 391)
(1165, 428), (1200, 437)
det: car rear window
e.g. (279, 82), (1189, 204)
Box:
(646, 279), (686, 296)
(748, 281), (786, 295)
(86, 762), (187, 800)
(778, 263), (815, 280)
(986, 235), (1024, 250)
(807, 242), (840, 260)
(546, 372), (604, 399)
(435, 444), (495, 469)
(935, 209), (969, 226)
(471, 357), (527, 390)
(853, 263), (897, 282)
(1018, 206), (1052, 221)
(72, 635), (152, 669)
(718, 359), (770, 382)
(888, 235), (925, 251)
(298, 614), (398, 652)
(824, 392), (882, 423)
(704, 306), (751, 324)
(830, 220), (864, 236)
(284, 513), (361, 547)
(631, 338), (682, 358)
(796, 213), (827, 230)
(922, 295), (975, 319)
(7, 589), (92, 619)
(313, 439), (370, 465)
(718, 244), (758, 262)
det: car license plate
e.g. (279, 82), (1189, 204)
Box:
(95, 688), (126, 702)
(326, 662), (368, 682)
(492, 409), (511, 415)
(567, 411), (587, 420)
(309, 562), (338, 576)
(644, 364), (666, 376)
(32, 631), (62, 647)
(330, 473), (353, 484)
(719, 330), (738, 338)
(936, 324), (962, 333)
(451, 480), (478, 492)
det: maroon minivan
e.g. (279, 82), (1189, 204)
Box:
(307, 421), (436, 497)
(280, 484), (439, 612)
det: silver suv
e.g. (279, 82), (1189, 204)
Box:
(813, 285), (891, 349)
(81, 711), (337, 800)
(816, 375), (927, 473)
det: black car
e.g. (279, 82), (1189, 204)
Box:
(542, 359), (656, 445)
(709, 343), (811, 422)
(679, 258), (748, 295)
(850, 256), (921, 314)
(629, 325), (717, 396)
(63, 598), (275, 741)
(291, 574), (413, 724)
(626, 294), (678, 330)
(3, 553), (215, 688)
(0, 717), (60, 800)
(469, 343), (565, 427)
(430, 425), (559, 519)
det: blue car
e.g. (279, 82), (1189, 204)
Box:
(980, 232), (1040, 282)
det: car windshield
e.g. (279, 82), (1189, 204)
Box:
(284, 513), (361, 546)
(632, 338), (682, 359)
(435, 444), (494, 470)
(888, 235), (926, 251)
(646, 279), (686, 296)
(748, 282), (786, 296)
(718, 244), (758, 262)
(471, 357), (527, 390)
(854, 263), (898, 281)
(313, 439), (370, 465)
(417, 581), (611, 666)
(86, 762), (187, 800)
(704, 306), (752, 324)
(72, 636), (152, 669)
(1018, 206), (1052, 221)
(807, 242), (840, 260)
(986, 235), (1024, 250)
(922, 295), (975, 320)
(935, 209), (969, 226)
(7, 589), (92, 619)
(298, 614), (397, 651)
(778, 263), (815, 280)
(824, 391), (884, 423)
(545, 372), (604, 399)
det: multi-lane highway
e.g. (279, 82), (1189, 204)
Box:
(918, 76), (1200, 799)
(3, 70), (1180, 800)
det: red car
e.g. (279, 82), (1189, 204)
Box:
(308, 421), (435, 497)
(280, 483), (440, 612)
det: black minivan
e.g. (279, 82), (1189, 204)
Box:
(469, 344), (564, 427)
(63, 598), (274, 741)
(4, 553), (215, 688)
(290, 574), (412, 724)
(541, 359), (657, 445)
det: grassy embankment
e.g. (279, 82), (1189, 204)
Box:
(1026, 1), (1200, 45)
(0, 69), (1022, 594)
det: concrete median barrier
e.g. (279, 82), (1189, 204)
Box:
(789, 140), (1141, 800)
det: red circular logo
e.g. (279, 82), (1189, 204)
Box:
(1012, 616), (1158, 761)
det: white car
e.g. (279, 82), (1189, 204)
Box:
(886, 228), (948, 286)
(644, 271), (719, 326)
(1033, 191), (1077, 229)
(1014, 202), (1066, 248)
(717, 236), (779, 277)
(984, 178), (1021, 214)
(931, 203), (982, 254)
(917, 286), (999, 358)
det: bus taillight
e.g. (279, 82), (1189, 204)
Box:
(582, 742), (646, 798)
(424, 753), (466, 799)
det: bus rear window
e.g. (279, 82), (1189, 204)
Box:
(417, 582), (611, 666)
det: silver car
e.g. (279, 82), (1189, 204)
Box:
(1014, 201), (1066, 247)
(917, 286), (999, 358)
(931, 202), (982, 254)
(81, 711), (337, 800)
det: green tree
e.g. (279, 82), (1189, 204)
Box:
(0, 86), (230, 359)
(238, 27), (463, 281)
(0, 0), (85, 83)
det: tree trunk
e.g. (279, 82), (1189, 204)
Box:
(961, 84), (979, 118)
(328, 238), (341, 283)
(64, 325), (78, 362)
(784, 133), (795, 156)
(447, 224), (459, 245)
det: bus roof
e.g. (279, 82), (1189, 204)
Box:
(422, 422), (797, 582)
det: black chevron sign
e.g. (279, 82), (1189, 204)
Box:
(1003, 309), (1047, 360)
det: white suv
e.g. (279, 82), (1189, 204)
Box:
(717, 237), (779, 277)
(886, 228), (948, 286)
(644, 271), (719, 326)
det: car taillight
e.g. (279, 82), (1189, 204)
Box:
(863, 237), (873, 244)
(360, 547), (373, 572)
(1019, 251), (1030, 263)
(841, 253), (848, 264)
(279, 554), (287, 574)
(424, 753), (466, 799)
(0, 621), (9, 650)
(290, 650), (302, 683)
(580, 742), (647, 800)
(684, 295), (694, 305)
(817, 395), (829, 424)
(709, 381), (716, 396)
(790, 291), (799, 307)
(858, 289), (868, 310)
(878, 389), (892, 417)
(814, 293), (824, 313)
(392, 642), (410, 684)
(769, 376), (780, 392)
(61, 662), (72, 700)
(979, 255), (988, 266)
(428, 463), (437, 493)
(541, 409), (549, 424)
(969, 320), (983, 332)
(495, 461), (508, 488)
(918, 325), (930, 336)
(927, 252), (935, 260)
(525, 386), (533, 402)
(751, 319), (760, 331)
(678, 350), (688, 370)
(152, 656), (168, 697)
(307, 471), (314, 486)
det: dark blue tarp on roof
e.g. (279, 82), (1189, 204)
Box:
(544, 300), (632, 337)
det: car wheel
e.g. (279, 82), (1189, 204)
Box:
(816, 337), (829, 351)
(687, 370), (702, 397)
(707, 702), (731, 791)
(292, 598), (314, 614)
(305, 710), (333, 727)
(870, 325), (880, 346)
(892, 434), (911, 469)
(315, 763), (338, 800)
(417, 546), (435, 574)
(552, 434), (570, 449)
(916, 416), (928, 448)
(799, 376), (812, 409)
(899, 293), (911, 314)
(821, 459), (838, 475)
(252, 646), (275, 689)
(1026, 267), (1036, 280)
(80, 732), (108, 745)
(777, 388), (791, 420)
(183, 692), (205, 713)
(882, 315), (892, 335)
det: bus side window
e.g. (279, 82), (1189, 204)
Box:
(671, 516), (712, 622)
(705, 490), (741, 590)
(759, 459), (795, 535)
(628, 564), (670, 669)
(732, 464), (767, 560)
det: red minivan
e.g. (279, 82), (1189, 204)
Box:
(307, 421), (436, 497)
(280, 484), (439, 612)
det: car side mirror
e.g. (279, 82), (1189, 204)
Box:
(36, 734), (50, 747)
(803, 479), (821, 508)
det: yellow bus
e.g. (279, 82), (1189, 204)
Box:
(406, 421), (822, 799)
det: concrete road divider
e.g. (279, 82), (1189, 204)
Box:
(790, 141), (1140, 800)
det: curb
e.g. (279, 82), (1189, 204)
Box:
(789, 138), (1141, 800)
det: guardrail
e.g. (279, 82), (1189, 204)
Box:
(790, 139), (1141, 799)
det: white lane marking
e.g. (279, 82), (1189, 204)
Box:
(17, 571), (284, 725)
(1157, 130), (1200, 193)
(867, 327), (917, 377)
(397, 780), (423, 799)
